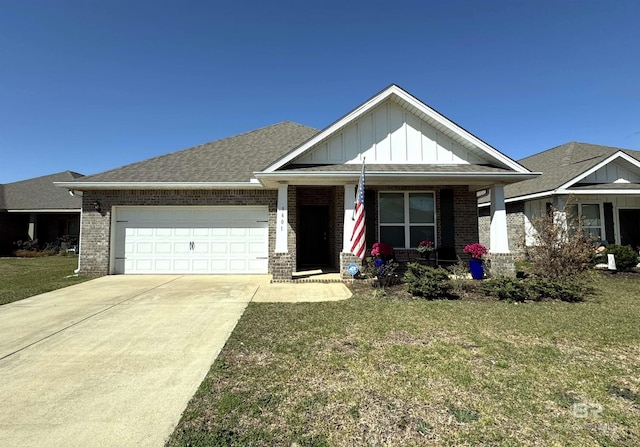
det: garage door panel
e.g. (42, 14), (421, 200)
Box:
(155, 243), (171, 254)
(155, 259), (172, 271)
(114, 206), (269, 274)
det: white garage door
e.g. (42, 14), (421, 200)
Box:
(112, 206), (269, 274)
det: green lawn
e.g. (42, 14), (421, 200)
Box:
(0, 255), (90, 305)
(167, 273), (640, 447)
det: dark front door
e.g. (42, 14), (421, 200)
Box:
(619, 209), (640, 249)
(298, 205), (330, 268)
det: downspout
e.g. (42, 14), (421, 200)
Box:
(70, 190), (82, 274)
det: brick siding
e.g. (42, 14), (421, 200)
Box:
(80, 185), (485, 280)
(79, 190), (278, 276)
(479, 202), (525, 255)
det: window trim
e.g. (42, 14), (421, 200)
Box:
(566, 202), (605, 241)
(378, 190), (437, 249)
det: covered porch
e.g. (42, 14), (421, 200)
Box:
(266, 176), (516, 281)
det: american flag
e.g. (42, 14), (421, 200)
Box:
(350, 160), (366, 258)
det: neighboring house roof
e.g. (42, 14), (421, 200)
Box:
(1, 171), (84, 211)
(62, 122), (318, 188)
(480, 142), (640, 204)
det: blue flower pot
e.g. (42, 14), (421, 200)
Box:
(469, 258), (484, 280)
(374, 258), (386, 269)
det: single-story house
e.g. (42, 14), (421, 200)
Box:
(56, 85), (537, 280)
(0, 171), (84, 255)
(479, 142), (640, 252)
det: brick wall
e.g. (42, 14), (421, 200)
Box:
(479, 202), (525, 255)
(365, 185), (479, 259)
(80, 189), (278, 276)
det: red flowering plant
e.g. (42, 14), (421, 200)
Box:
(416, 240), (435, 254)
(463, 243), (488, 260)
(371, 242), (394, 261)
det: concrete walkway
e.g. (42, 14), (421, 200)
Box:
(0, 275), (351, 446)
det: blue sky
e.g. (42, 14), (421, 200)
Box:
(1, 0), (639, 183)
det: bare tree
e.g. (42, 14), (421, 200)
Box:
(525, 205), (594, 279)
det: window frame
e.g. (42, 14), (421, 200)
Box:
(566, 202), (605, 241)
(377, 190), (437, 249)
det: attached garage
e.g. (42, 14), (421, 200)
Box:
(111, 206), (269, 274)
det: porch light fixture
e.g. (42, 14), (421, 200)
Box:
(93, 201), (102, 213)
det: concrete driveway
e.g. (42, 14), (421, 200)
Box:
(0, 275), (275, 446)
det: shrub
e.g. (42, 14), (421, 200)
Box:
(13, 249), (58, 258)
(525, 205), (595, 279)
(604, 245), (639, 272)
(481, 275), (591, 302)
(481, 276), (533, 302)
(360, 258), (400, 288)
(528, 276), (591, 302)
(447, 257), (470, 296)
(404, 263), (452, 299)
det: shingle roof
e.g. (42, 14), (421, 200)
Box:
(282, 164), (513, 173)
(72, 122), (319, 184)
(502, 142), (640, 200)
(1, 171), (84, 210)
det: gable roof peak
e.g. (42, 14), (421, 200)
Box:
(263, 84), (530, 174)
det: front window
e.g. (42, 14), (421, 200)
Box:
(566, 203), (603, 240)
(379, 192), (436, 248)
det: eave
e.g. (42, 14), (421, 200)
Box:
(255, 171), (539, 189)
(5, 208), (82, 213)
(54, 181), (265, 191)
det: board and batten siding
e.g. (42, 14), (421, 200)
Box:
(523, 195), (640, 246)
(294, 100), (486, 165)
(581, 159), (640, 184)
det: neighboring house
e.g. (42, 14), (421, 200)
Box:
(55, 85), (536, 279)
(0, 171), (84, 255)
(479, 142), (640, 253)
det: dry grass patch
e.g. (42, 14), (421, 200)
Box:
(167, 274), (640, 447)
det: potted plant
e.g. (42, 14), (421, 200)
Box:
(416, 240), (435, 262)
(463, 243), (487, 280)
(371, 242), (394, 269)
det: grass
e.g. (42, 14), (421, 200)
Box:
(0, 255), (90, 305)
(167, 272), (640, 446)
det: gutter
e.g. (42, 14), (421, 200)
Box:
(54, 181), (265, 190)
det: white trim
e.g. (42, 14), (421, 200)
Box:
(482, 185), (640, 207)
(109, 206), (118, 275)
(256, 171), (538, 189)
(557, 151), (640, 190)
(54, 181), (265, 190)
(261, 85), (531, 174)
(6, 209), (82, 213)
(557, 188), (640, 195)
(489, 184), (510, 253)
(377, 190), (437, 249)
(275, 184), (288, 253)
(342, 184), (356, 253)
(566, 202), (605, 242)
(478, 190), (554, 207)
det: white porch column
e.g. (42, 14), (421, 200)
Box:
(342, 184), (356, 253)
(275, 183), (288, 253)
(489, 184), (510, 253)
(28, 213), (37, 240)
